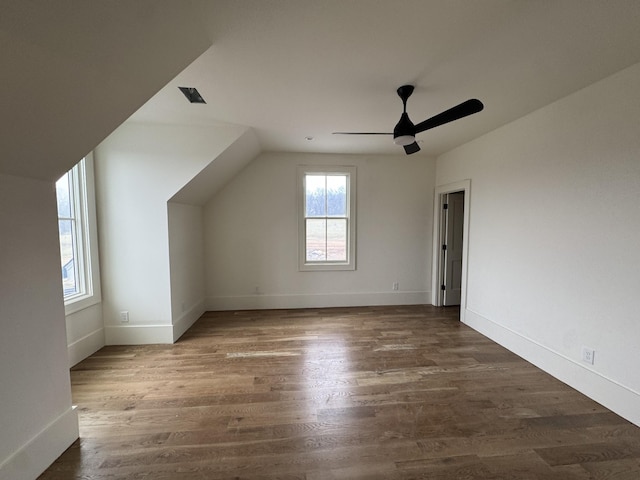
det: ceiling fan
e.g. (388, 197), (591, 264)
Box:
(333, 85), (484, 154)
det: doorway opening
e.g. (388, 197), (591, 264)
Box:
(431, 180), (470, 321)
(440, 191), (464, 306)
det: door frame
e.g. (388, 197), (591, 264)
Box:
(431, 180), (471, 321)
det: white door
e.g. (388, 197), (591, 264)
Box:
(441, 191), (464, 306)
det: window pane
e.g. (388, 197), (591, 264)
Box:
(298, 166), (356, 271)
(56, 172), (72, 218)
(59, 219), (78, 296)
(306, 218), (326, 261)
(305, 175), (326, 217)
(327, 218), (347, 261)
(327, 175), (346, 216)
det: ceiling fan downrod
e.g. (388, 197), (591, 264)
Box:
(394, 85), (416, 144)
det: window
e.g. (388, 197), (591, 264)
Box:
(55, 155), (101, 313)
(298, 166), (356, 271)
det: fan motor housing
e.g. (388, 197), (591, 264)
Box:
(394, 112), (415, 138)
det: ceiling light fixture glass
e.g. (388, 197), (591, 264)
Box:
(394, 135), (416, 146)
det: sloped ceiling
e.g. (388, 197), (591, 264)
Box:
(169, 129), (261, 206)
(4, 1), (640, 183)
(130, 0), (640, 158)
(0, 0), (212, 181)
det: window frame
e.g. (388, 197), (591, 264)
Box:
(297, 165), (356, 271)
(56, 153), (101, 315)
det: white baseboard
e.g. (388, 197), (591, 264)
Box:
(206, 291), (430, 311)
(0, 406), (78, 480)
(67, 328), (105, 367)
(105, 324), (174, 345)
(104, 301), (206, 346)
(173, 300), (205, 342)
(463, 308), (640, 427)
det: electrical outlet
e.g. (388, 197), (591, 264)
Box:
(581, 346), (595, 365)
(120, 311), (129, 323)
(392, 282), (399, 291)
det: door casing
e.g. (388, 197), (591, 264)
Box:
(431, 180), (471, 321)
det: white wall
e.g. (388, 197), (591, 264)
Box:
(436, 62), (640, 425)
(168, 202), (206, 341)
(0, 4), (214, 477)
(204, 152), (436, 310)
(65, 304), (104, 367)
(0, 174), (78, 479)
(95, 122), (247, 344)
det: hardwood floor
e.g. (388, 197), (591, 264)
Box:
(40, 305), (640, 479)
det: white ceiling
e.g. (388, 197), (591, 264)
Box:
(130, 0), (640, 158)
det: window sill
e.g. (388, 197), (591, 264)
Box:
(64, 293), (101, 316)
(299, 262), (356, 272)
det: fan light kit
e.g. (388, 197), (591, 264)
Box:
(334, 85), (484, 155)
(394, 135), (415, 146)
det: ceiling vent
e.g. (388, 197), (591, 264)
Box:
(178, 87), (206, 104)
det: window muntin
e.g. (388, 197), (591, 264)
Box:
(298, 166), (356, 271)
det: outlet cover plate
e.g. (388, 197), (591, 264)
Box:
(581, 347), (595, 365)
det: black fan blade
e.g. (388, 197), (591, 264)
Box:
(333, 132), (392, 135)
(403, 142), (421, 155)
(414, 99), (483, 134)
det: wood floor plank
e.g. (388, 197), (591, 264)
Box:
(38, 305), (640, 479)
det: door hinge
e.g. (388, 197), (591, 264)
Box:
(442, 244), (447, 251)
(441, 284), (446, 291)
(443, 203), (448, 210)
